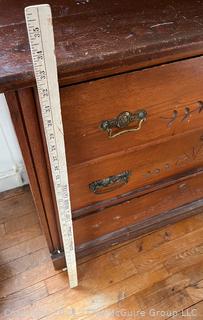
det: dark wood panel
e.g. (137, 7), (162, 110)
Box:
(69, 129), (203, 210)
(1, 0), (203, 91)
(17, 88), (63, 250)
(61, 57), (203, 165)
(5, 89), (62, 252)
(5, 91), (54, 252)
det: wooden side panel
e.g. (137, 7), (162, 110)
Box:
(5, 89), (62, 252)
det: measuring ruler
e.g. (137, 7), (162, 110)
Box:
(25, 4), (78, 288)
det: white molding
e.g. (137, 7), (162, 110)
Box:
(0, 167), (28, 192)
(0, 94), (28, 192)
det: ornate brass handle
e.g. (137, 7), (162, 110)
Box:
(89, 170), (131, 194)
(100, 109), (147, 138)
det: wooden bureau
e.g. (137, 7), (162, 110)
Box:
(1, 0), (203, 269)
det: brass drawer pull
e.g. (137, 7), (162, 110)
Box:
(89, 170), (131, 194)
(100, 109), (147, 138)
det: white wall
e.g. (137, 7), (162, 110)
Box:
(0, 94), (28, 192)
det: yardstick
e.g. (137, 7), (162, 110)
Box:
(24, 4), (78, 288)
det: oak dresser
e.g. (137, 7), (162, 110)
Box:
(1, 0), (203, 269)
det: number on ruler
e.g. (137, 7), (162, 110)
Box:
(33, 27), (40, 37)
(25, 4), (78, 288)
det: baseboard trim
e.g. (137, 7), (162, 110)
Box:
(52, 198), (203, 270)
(0, 168), (28, 192)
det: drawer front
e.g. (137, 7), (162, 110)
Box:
(69, 129), (203, 210)
(73, 172), (203, 246)
(61, 57), (203, 165)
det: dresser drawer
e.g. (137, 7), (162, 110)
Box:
(61, 57), (203, 166)
(73, 172), (203, 246)
(69, 129), (203, 210)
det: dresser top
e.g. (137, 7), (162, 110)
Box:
(1, 0), (203, 92)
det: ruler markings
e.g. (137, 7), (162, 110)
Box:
(25, 4), (78, 288)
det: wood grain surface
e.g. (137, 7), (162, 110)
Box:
(1, 0), (203, 91)
(61, 57), (203, 165)
(73, 172), (203, 246)
(4, 1), (203, 282)
(1, 187), (203, 319)
(68, 128), (203, 210)
(5, 90), (62, 252)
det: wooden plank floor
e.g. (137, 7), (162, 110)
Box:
(1, 186), (203, 319)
